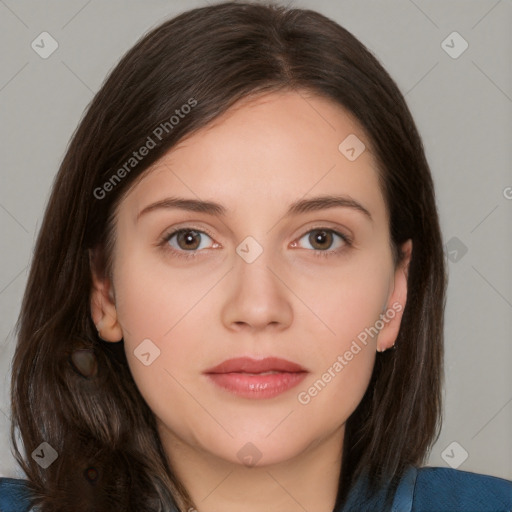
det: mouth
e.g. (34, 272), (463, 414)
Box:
(203, 357), (308, 399)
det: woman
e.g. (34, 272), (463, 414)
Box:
(1, 2), (511, 511)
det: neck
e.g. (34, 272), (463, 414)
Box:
(159, 425), (344, 512)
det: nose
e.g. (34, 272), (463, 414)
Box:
(220, 250), (293, 332)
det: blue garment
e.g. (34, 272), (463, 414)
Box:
(1, 466), (511, 511)
(342, 466), (512, 511)
(0, 478), (32, 512)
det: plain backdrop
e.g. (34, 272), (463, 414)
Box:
(0, 0), (511, 481)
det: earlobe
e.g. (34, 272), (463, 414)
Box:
(89, 248), (123, 342)
(376, 239), (413, 352)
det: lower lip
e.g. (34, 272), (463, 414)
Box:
(205, 372), (308, 399)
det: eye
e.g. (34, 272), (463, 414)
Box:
(292, 228), (351, 257)
(161, 227), (218, 259)
(159, 226), (351, 261)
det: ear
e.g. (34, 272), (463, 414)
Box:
(376, 239), (413, 352)
(89, 248), (123, 342)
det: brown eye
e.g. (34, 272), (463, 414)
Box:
(308, 230), (334, 250)
(295, 228), (350, 257)
(165, 229), (214, 252)
(176, 229), (201, 250)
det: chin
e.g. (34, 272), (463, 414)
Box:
(209, 431), (315, 468)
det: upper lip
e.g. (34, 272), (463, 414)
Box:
(204, 357), (307, 374)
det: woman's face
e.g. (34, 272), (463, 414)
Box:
(91, 90), (411, 468)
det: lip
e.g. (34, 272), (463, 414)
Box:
(204, 357), (308, 399)
(205, 357), (307, 374)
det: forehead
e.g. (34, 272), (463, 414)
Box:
(121, 90), (388, 227)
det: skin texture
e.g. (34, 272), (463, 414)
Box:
(91, 90), (412, 512)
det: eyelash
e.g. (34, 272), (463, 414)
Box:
(159, 226), (352, 261)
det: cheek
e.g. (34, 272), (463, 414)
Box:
(293, 252), (391, 349)
(110, 246), (219, 409)
(112, 245), (219, 345)
(278, 254), (390, 425)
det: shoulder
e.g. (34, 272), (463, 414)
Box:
(0, 477), (33, 512)
(393, 465), (512, 511)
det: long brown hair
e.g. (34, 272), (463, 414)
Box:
(11, 2), (446, 510)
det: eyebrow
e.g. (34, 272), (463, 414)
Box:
(137, 194), (373, 222)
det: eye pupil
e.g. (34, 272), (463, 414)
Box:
(309, 230), (332, 250)
(177, 230), (200, 250)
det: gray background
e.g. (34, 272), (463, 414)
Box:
(1, 0), (511, 481)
